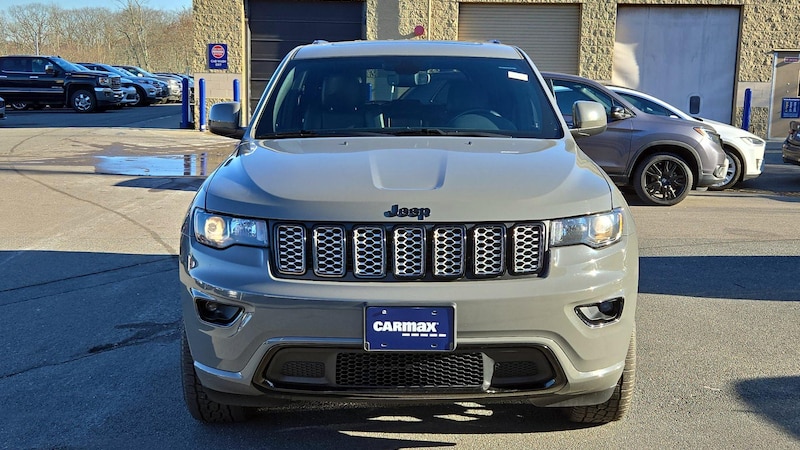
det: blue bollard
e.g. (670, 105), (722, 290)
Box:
(742, 88), (752, 131)
(233, 79), (240, 102)
(180, 77), (190, 128)
(199, 78), (207, 131)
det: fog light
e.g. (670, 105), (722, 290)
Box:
(196, 299), (243, 326)
(575, 298), (623, 327)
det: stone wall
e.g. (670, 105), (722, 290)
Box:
(194, 0), (800, 136)
(192, 0), (246, 127)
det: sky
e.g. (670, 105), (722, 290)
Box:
(0, 0), (191, 11)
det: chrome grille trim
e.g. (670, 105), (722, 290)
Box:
(272, 222), (545, 281)
(473, 225), (505, 277)
(353, 226), (386, 278)
(511, 224), (545, 275)
(393, 226), (426, 278)
(313, 225), (346, 277)
(276, 224), (306, 275)
(433, 226), (466, 278)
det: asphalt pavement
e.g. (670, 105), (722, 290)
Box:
(0, 109), (798, 449)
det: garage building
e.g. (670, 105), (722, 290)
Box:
(192, 0), (800, 139)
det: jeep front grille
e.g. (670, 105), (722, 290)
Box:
(273, 222), (546, 281)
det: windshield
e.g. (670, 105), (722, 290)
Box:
(253, 55), (563, 139)
(123, 66), (155, 77)
(112, 67), (137, 78)
(51, 57), (87, 73)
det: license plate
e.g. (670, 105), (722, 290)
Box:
(364, 306), (455, 351)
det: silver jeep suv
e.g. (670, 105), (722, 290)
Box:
(180, 40), (638, 424)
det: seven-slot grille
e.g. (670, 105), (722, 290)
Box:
(273, 222), (546, 280)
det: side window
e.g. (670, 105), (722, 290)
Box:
(620, 94), (672, 116)
(551, 80), (616, 117)
(31, 58), (49, 73)
(0, 57), (29, 73)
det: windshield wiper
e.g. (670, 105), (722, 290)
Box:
(389, 128), (448, 136)
(261, 130), (320, 139)
(261, 130), (388, 139)
(388, 128), (512, 138)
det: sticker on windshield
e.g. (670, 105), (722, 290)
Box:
(508, 71), (529, 82)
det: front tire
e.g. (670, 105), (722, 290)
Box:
(633, 153), (693, 206)
(568, 329), (636, 424)
(708, 149), (741, 191)
(181, 329), (255, 423)
(132, 87), (149, 107)
(70, 89), (97, 113)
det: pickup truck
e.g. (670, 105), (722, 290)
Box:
(0, 55), (123, 112)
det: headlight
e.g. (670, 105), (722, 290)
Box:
(740, 136), (764, 146)
(693, 127), (722, 146)
(551, 209), (623, 248)
(98, 76), (111, 86)
(193, 209), (267, 249)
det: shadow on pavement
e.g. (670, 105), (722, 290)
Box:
(736, 376), (800, 440)
(640, 255), (800, 301)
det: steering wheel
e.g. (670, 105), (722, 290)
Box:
(447, 109), (516, 130)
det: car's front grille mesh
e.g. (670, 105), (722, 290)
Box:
(111, 77), (121, 89)
(335, 352), (484, 387)
(273, 222), (546, 281)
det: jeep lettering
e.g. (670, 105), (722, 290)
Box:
(384, 204), (431, 220)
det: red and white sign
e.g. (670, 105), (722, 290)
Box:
(211, 45), (226, 59)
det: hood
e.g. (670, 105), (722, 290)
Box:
(73, 70), (118, 79)
(202, 137), (613, 222)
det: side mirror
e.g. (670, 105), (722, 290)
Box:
(790, 121), (800, 132)
(610, 105), (632, 120)
(208, 102), (244, 139)
(44, 63), (55, 75)
(570, 101), (607, 138)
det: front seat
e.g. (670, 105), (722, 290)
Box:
(303, 75), (374, 129)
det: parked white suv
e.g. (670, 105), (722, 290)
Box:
(180, 40), (639, 424)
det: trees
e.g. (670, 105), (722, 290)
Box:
(0, 1), (192, 73)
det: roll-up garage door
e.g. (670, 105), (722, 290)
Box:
(248, 0), (364, 109)
(457, 4), (580, 74)
(613, 6), (739, 123)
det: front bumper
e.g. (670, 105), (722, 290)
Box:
(120, 87), (138, 105)
(180, 226), (638, 407)
(697, 147), (729, 187)
(739, 141), (766, 181)
(782, 137), (800, 166)
(94, 87), (123, 106)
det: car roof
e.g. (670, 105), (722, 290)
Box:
(292, 40), (525, 60)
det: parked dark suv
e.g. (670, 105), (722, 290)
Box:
(542, 72), (727, 206)
(0, 55), (123, 112)
(78, 62), (164, 107)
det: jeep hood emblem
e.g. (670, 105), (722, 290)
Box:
(384, 204), (431, 221)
